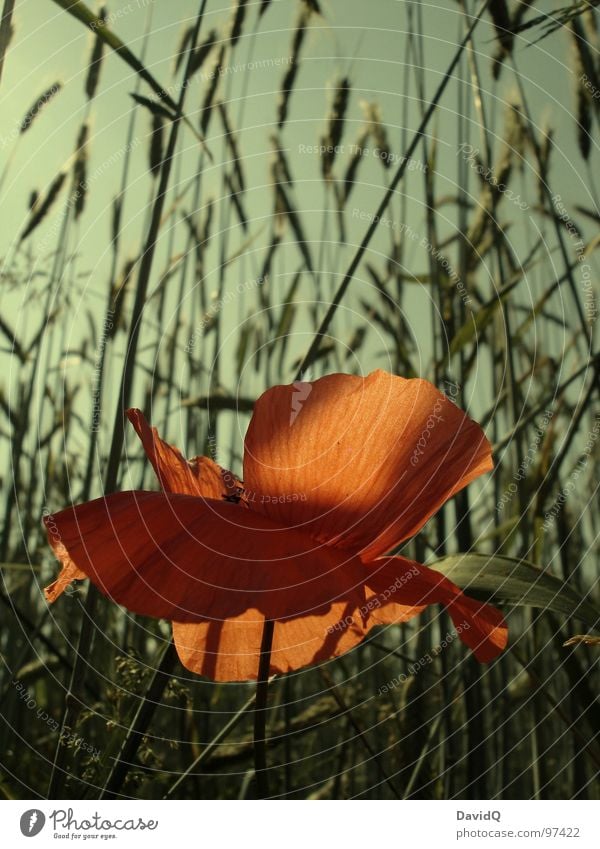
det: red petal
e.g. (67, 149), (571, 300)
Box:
(364, 556), (508, 662)
(173, 600), (365, 682)
(43, 491), (365, 622)
(243, 371), (492, 559)
(127, 408), (242, 500)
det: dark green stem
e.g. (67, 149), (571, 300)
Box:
(254, 619), (274, 799)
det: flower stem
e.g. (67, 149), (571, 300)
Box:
(254, 618), (274, 798)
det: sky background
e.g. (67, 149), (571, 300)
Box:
(0, 0), (597, 469)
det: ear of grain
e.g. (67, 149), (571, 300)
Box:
(174, 25), (194, 74)
(272, 268), (302, 372)
(224, 171), (248, 231)
(229, 0), (248, 46)
(258, 231), (281, 293)
(188, 28), (218, 80)
(259, 0), (271, 18)
(575, 82), (592, 160)
(19, 171), (67, 241)
(342, 127), (369, 203)
(72, 123), (89, 218)
(85, 5), (106, 99)
(109, 258), (135, 337)
(200, 45), (225, 134)
(506, 101), (527, 170)
(321, 76), (351, 180)
(277, 9), (309, 129)
(490, 102), (524, 198)
(361, 100), (392, 169)
(571, 17), (600, 99)
(218, 101), (245, 193)
(492, 2), (539, 78)
(488, 0), (513, 52)
(19, 82), (62, 133)
(0, 0), (16, 85)
(274, 180), (314, 275)
(270, 133), (294, 186)
(569, 20), (597, 160)
(49, 0), (181, 116)
(235, 321), (253, 375)
(111, 195), (122, 244)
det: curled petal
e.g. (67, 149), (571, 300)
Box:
(127, 408), (242, 500)
(43, 491), (366, 623)
(44, 543), (87, 603)
(244, 370), (492, 559)
(364, 556), (508, 662)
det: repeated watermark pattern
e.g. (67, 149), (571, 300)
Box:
(32, 138), (141, 256)
(441, 378), (461, 401)
(299, 142), (427, 172)
(185, 274), (267, 353)
(352, 207), (471, 308)
(201, 55), (293, 82)
(377, 620), (471, 695)
(91, 308), (115, 432)
(290, 379), (312, 425)
(12, 679), (100, 759)
(1, 82), (62, 148)
(457, 143), (529, 211)
(154, 56), (294, 104)
(326, 565), (420, 635)
(42, 505), (61, 546)
(543, 416), (600, 529)
(89, 0), (154, 30)
(409, 398), (444, 466)
(581, 73), (600, 101)
(552, 193), (597, 324)
(496, 409), (554, 512)
(203, 445), (308, 505)
(244, 490), (307, 504)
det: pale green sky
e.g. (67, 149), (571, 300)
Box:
(0, 0), (597, 463)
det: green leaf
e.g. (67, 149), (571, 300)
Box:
(430, 552), (600, 629)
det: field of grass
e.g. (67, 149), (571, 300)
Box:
(0, 0), (598, 800)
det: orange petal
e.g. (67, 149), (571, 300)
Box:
(364, 556), (508, 662)
(43, 491), (365, 622)
(44, 543), (87, 603)
(127, 408), (242, 500)
(173, 600), (365, 681)
(243, 371), (492, 559)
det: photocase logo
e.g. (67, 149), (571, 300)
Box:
(20, 810), (46, 837)
(290, 374), (312, 425)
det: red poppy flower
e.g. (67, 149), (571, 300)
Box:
(43, 370), (507, 681)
